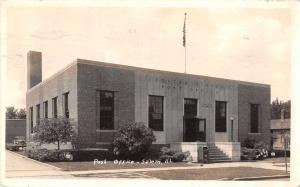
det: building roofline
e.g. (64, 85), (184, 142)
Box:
(27, 58), (270, 93)
(27, 60), (78, 93)
(77, 58), (271, 88)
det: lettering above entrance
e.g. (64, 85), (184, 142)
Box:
(201, 104), (212, 108)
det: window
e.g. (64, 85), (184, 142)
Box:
(250, 104), (259, 133)
(215, 101), (227, 132)
(149, 95), (164, 131)
(99, 91), (114, 130)
(29, 107), (33, 133)
(43, 101), (48, 118)
(63, 92), (69, 118)
(184, 98), (197, 117)
(52, 97), (58, 118)
(36, 104), (40, 125)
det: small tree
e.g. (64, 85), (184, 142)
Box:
(33, 117), (74, 150)
(113, 122), (156, 160)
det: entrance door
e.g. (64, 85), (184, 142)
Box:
(198, 119), (206, 142)
(183, 118), (206, 142)
(183, 117), (198, 142)
(183, 98), (198, 142)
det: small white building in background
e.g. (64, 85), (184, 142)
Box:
(270, 115), (290, 151)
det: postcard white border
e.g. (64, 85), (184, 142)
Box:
(1, 0), (299, 187)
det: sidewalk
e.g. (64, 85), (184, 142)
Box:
(5, 150), (73, 178)
(64, 161), (289, 176)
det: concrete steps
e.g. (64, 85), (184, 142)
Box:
(207, 144), (231, 163)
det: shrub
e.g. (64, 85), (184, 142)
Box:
(159, 147), (190, 162)
(113, 122), (156, 160)
(254, 141), (269, 150)
(25, 147), (111, 162)
(71, 149), (110, 161)
(241, 138), (256, 149)
(160, 146), (175, 156)
(172, 152), (188, 162)
(241, 147), (257, 160)
(25, 147), (77, 162)
(241, 139), (270, 160)
(25, 148), (61, 161)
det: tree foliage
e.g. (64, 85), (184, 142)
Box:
(6, 106), (18, 119)
(271, 98), (291, 120)
(6, 107), (26, 119)
(17, 108), (26, 119)
(33, 117), (74, 150)
(113, 122), (156, 160)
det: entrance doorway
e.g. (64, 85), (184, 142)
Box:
(183, 117), (206, 142)
(198, 119), (206, 142)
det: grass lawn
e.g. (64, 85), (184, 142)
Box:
(139, 167), (289, 180)
(12, 150), (196, 171)
(48, 160), (196, 171)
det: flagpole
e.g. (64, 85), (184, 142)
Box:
(185, 40), (186, 74)
(183, 12), (187, 74)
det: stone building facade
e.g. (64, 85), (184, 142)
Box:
(26, 51), (271, 161)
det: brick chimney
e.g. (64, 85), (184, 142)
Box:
(27, 51), (42, 89)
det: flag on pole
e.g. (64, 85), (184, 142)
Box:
(183, 13), (187, 47)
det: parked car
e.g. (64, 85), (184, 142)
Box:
(6, 136), (26, 151)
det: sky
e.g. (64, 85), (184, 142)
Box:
(4, 7), (292, 108)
